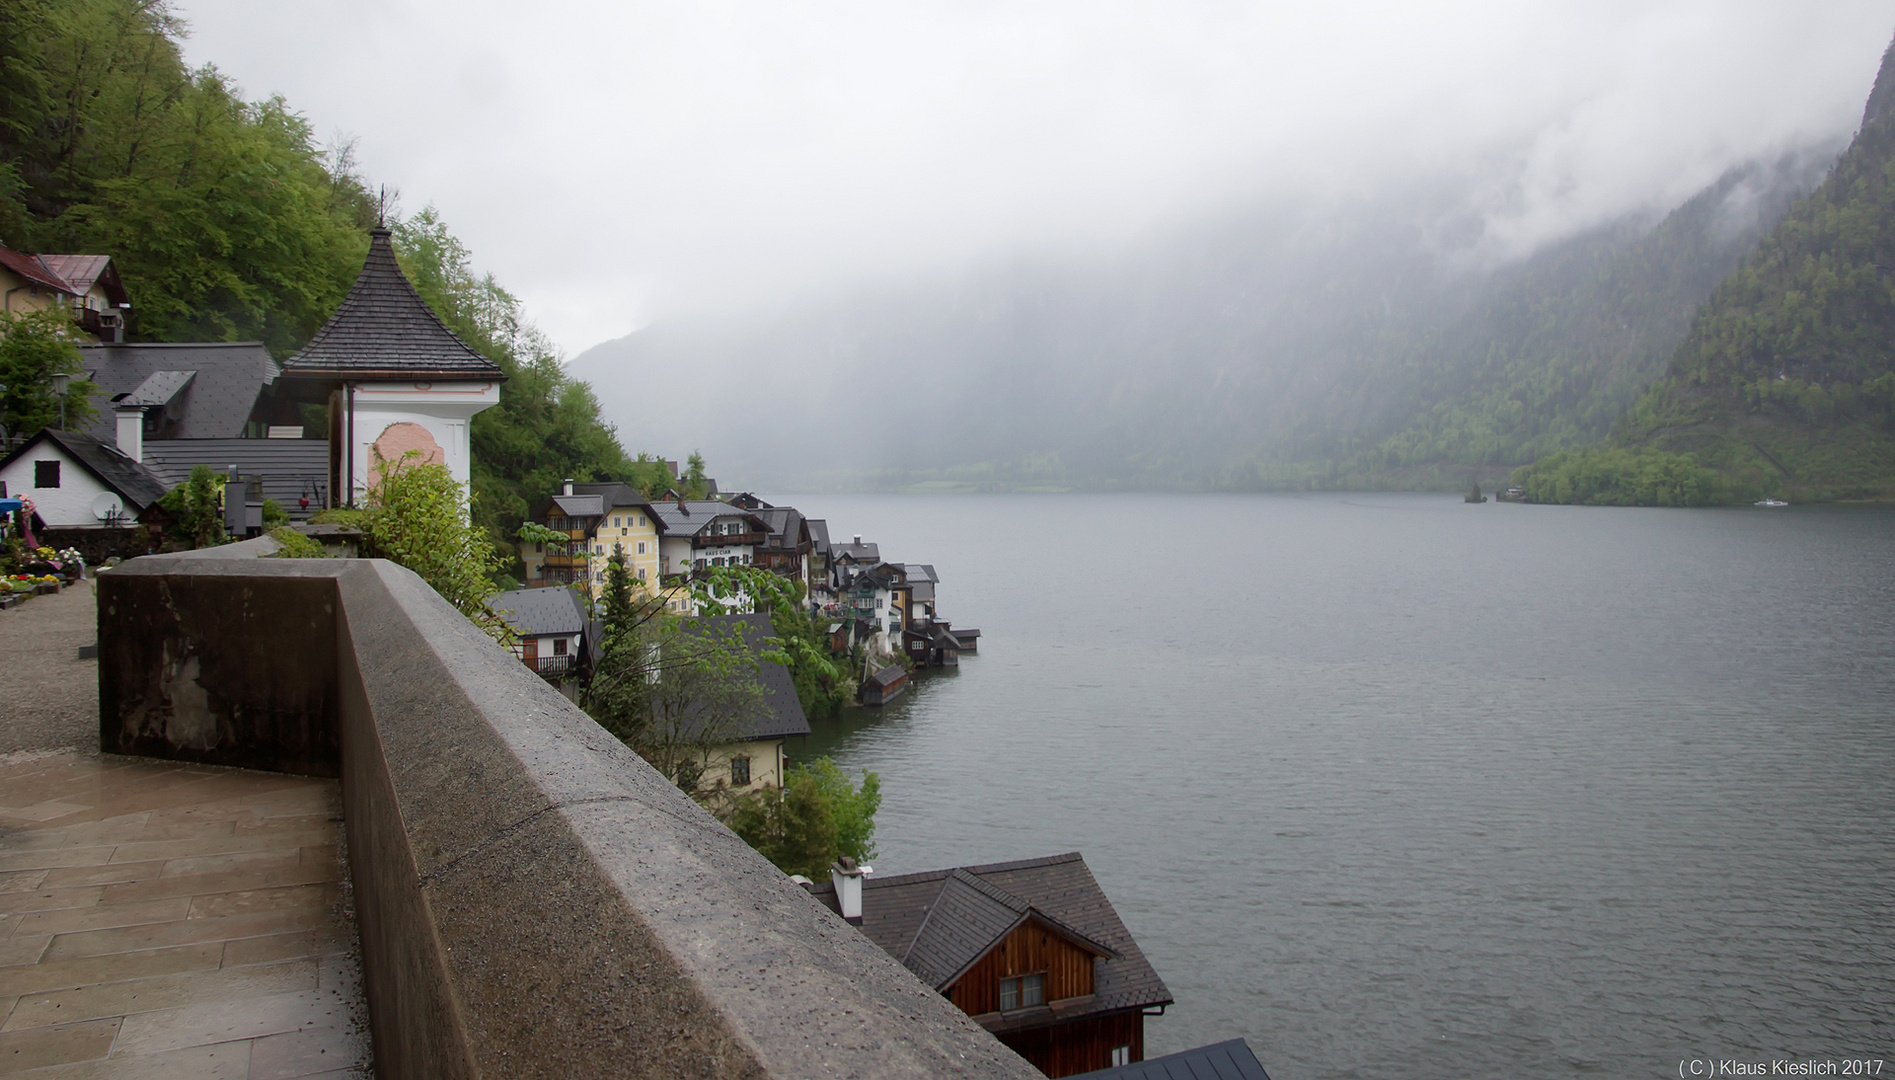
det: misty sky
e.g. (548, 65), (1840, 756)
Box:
(173, 1), (1891, 355)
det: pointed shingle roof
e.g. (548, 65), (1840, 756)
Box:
(280, 228), (505, 381)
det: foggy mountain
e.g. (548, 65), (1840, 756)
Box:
(571, 144), (1837, 492)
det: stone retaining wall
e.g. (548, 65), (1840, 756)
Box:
(97, 553), (1037, 1079)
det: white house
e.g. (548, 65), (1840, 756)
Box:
(0, 428), (166, 529)
(276, 228), (503, 510)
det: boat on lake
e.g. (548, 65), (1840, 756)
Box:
(1755, 497), (1790, 507)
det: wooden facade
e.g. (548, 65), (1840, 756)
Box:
(947, 918), (1096, 1015)
(997, 1010), (1144, 1079)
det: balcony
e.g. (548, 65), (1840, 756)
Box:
(528, 653), (574, 678)
(87, 541), (1036, 1079)
(695, 530), (765, 547)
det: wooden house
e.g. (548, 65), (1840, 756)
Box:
(806, 853), (1174, 1078)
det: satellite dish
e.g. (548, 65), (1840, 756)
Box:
(91, 491), (124, 522)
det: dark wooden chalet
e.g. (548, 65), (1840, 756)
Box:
(806, 853), (1173, 1078)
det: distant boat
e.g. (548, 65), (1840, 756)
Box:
(1755, 497), (1790, 507)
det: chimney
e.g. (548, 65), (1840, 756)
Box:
(830, 856), (871, 925)
(563, 478), (574, 497)
(114, 406), (144, 463)
(853, 535), (862, 545)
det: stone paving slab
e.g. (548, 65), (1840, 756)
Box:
(0, 756), (369, 1078)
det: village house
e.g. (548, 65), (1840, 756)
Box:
(807, 853), (1174, 1078)
(683, 613), (811, 801)
(1, 246), (130, 339)
(646, 497), (771, 580)
(490, 585), (589, 688)
(519, 481), (663, 596)
(0, 427), (167, 530)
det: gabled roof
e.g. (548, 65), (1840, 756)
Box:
(752, 506), (807, 551)
(1075, 1039), (1272, 1080)
(551, 494), (605, 518)
(0, 429), (167, 511)
(903, 563), (939, 584)
(678, 614), (811, 741)
(833, 540), (880, 564)
(805, 852), (1173, 1019)
(280, 228), (504, 382)
(36, 255), (127, 306)
(0, 246), (74, 295)
(806, 518), (831, 554)
(491, 586), (587, 638)
(647, 499), (767, 540)
(140, 439), (330, 519)
(901, 869), (1116, 991)
(77, 342), (277, 441)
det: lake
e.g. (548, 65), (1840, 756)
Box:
(784, 492), (1895, 1080)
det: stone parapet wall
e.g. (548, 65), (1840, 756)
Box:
(98, 553), (1038, 1080)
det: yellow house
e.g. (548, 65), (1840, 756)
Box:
(2, 248), (131, 339)
(1, 246), (76, 317)
(684, 614), (811, 806)
(520, 481), (672, 604)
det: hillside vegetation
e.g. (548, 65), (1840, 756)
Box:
(0, 0), (649, 562)
(1517, 35), (1895, 504)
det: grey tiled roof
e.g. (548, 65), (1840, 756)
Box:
(647, 499), (767, 540)
(140, 440), (330, 519)
(280, 229), (504, 381)
(680, 614), (811, 742)
(77, 342), (277, 441)
(491, 586), (587, 638)
(121, 369), (195, 408)
(806, 519), (830, 554)
(1074, 1039), (1272, 1080)
(805, 853), (1172, 1019)
(902, 870), (1032, 988)
(903, 563), (939, 584)
(833, 541), (879, 563)
(2, 429), (168, 511)
(551, 494), (605, 518)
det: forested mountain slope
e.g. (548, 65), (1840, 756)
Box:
(1552, 34), (1895, 503)
(0, 0), (650, 562)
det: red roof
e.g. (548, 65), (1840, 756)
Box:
(0, 245), (76, 296)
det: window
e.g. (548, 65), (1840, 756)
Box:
(636, 541), (647, 555)
(997, 974), (1043, 1011)
(730, 756), (751, 786)
(34, 460), (60, 488)
(613, 516), (621, 527)
(553, 638), (568, 656)
(636, 567), (646, 581)
(1111, 1047), (1131, 1068)
(637, 515), (646, 527)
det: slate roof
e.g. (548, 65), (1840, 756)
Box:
(903, 563), (939, 584)
(805, 852), (1173, 1022)
(491, 586), (587, 638)
(568, 481), (649, 511)
(551, 494), (605, 519)
(647, 499), (767, 540)
(679, 614), (811, 741)
(140, 440), (330, 519)
(753, 506), (807, 551)
(0, 246), (74, 294)
(806, 518), (831, 555)
(280, 228), (504, 381)
(1075, 1039), (1272, 1080)
(901, 870), (1115, 990)
(76, 342), (277, 441)
(121, 369), (195, 408)
(833, 540), (880, 564)
(1, 429), (167, 512)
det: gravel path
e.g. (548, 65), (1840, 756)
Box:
(0, 578), (100, 755)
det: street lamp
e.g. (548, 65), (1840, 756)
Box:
(49, 373), (69, 430)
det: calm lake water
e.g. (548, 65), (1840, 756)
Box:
(785, 493), (1895, 1080)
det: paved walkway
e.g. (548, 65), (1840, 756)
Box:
(0, 582), (100, 756)
(0, 579), (371, 1078)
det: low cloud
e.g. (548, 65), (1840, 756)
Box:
(175, 0), (1889, 353)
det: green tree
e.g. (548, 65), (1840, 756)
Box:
(359, 451), (505, 634)
(153, 463), (226, 549)
(0, 308), (94, 440)
(683, 452), (709, 499)
(581, 562), (765, 795)
(721, 757), (880, 878)
(693, 564), (849, 721)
